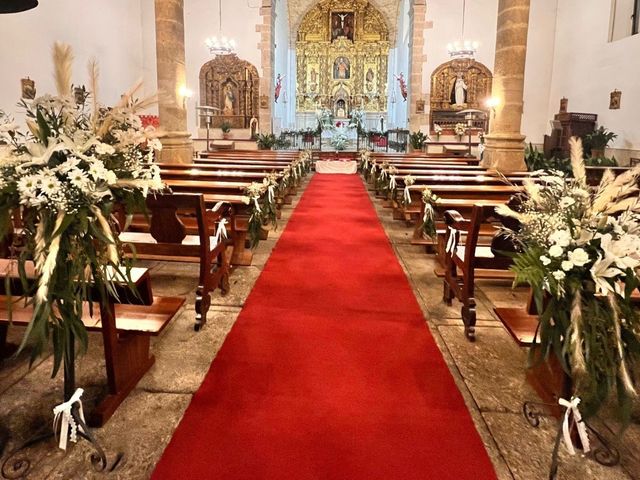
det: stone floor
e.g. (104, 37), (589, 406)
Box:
(0, 173), (638, 479)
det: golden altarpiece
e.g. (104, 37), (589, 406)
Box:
(429, 59), (492, 131)
(199, 54), (260, 129)
(296, 0), (390, 118)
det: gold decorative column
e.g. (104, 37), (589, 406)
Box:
(408, 0), (427, 130)
(154, 0), (193, 163)
(482, 0), (530, 171)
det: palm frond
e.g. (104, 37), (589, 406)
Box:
(569, 137), (586, 186)
(52, 42), (73, 97)
(87, 58), (100, 130)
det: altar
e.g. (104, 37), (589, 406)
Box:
(315, 160), (358, 174)
(315, 152), (358, 174)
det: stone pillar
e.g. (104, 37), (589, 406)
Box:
(482, 0), (531, 171)
(154, 0), (193, 163)
(257, 0), (275, 133)
(408, 0), (427, 130)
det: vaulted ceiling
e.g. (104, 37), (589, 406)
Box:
(288, 0), (401, 45)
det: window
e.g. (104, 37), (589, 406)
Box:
(609, 0), (640, 41)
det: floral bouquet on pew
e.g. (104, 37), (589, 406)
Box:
(420, 188), (439, 240)
(244, 178), (277, 248)
(0, 43), (163, 379)
(498, 137), (640, 423)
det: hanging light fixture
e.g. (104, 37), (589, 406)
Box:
(0, 0), (38, 14)
(446, 0), (478, 60)
(205, 0), (236, 56)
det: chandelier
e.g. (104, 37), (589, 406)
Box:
(205, 0), (236, 56)
(205, 36), (236, 56)
(447, 0), (478, 60)
(0, 0), (38, 14)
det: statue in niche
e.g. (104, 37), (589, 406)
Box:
(334, 57), (350, 80)
(451, 72), (468, 106)
(336, 99), (347, 118)
(309, 68), (318, 91)
(223, 83), (235, 116)
(365, 68), (375, 92)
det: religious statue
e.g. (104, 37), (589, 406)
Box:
(336, 99), (346, 118)
(309, 68), (318, 91)
(334, 57), (350, 80)
(274, 74), (284, 103)
(223, 84), (235, 116)
(395, 73), (407, 102)
(365, 68), (375, 92)
(250, 116), (258, 139)
(451, 72), (468, 106)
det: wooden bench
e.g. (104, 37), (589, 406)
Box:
(0, 260), (184, 427)
(442, 205), (515, 340)
(120, 193), (232, 330)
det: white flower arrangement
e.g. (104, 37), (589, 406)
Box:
(500, 137), (640, 422)
(454, 123), (466, 137)
(0, 43), (163, 376)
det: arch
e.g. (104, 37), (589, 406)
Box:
(429, 59), (493, 131)
(198, 54), (260, 129)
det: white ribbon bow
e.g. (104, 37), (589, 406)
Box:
(253, 196), (262, 214)
(403, 186), (412, 206)
(445, 227), (458, 254)
(267, 185), (276, 205)
(558, 397), (590, 455)
(389, 175), (397, 191)
(214, 218), (228, 245)
(53, 388), (86, 451)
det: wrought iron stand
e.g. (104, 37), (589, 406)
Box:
(522, 400), (620, 480)
(1, 334), (122, 479)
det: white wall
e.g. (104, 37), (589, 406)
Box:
(273, 0), (293, 131)
(388, 0), (410, 129)
(522, 0), (558, 144)
(0, 0), (144, 119)
(548, 0), (640, 159)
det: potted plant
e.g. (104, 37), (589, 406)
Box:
(499, 137), (640, 429)
(584, 126), (617, 158)
(454, 123), (466, 142)
(408, 130), (429, 152)
(256, 133), (277, 150)
(220, 120), (232, 139)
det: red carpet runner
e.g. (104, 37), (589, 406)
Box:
(152, 175), (497, 480)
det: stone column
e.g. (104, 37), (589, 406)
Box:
(257, 0), (275, 134)
(482, 0), (530, 171)
(408, 0), (427, 130)
(154, 0), (193, 163)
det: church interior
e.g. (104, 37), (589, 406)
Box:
(0, 0), (640, 479)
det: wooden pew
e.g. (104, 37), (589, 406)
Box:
(442, 205), (515, 340)
(0, 260), (184, 427)
(120, 193), (232, 330)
